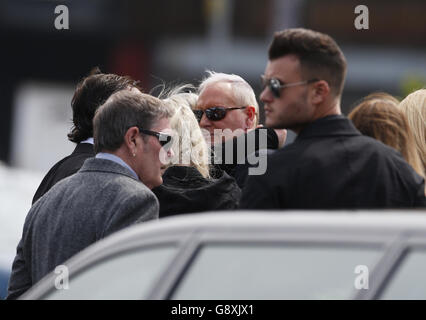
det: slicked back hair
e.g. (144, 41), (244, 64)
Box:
(269, 28), (347, 97)
(68, 67), (141, 143)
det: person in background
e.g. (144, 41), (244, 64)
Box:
(7, 89), (173, 299)
(398, 89), (426, 174)
(194, 71), (287, 188)
(195, 71), (259, 144)
(32, 67), (141, 204)
(240, 28), (426, 209)
(153, 85), (241, 217)
(349, 92), (424, 178)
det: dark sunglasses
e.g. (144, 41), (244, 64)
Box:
(261, 76), (319, 98)
(138, 128), (173, 148)
(193, 106), (247, 122)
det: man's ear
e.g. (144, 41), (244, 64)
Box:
(124, 126), (140, 153)
(311, 80), (330, 105)
(245, 105), (257, 129)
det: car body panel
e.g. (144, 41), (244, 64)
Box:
(20, 210), (426, 300)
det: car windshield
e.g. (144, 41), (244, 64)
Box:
(43, 245), (176, 300)
(171, 243), (381, 299)
(380, 249), (426, 299)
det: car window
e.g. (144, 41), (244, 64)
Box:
(380, 249), (426, 299)
(43, 245), (176, 300)
(171, 244), (380, 299)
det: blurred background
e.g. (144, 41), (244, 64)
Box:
(0, 0), (426, 298)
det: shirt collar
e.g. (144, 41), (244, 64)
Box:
(296, 115), (361, 141)
(95, 153), (139, 180)
(81, 137), (94, 145)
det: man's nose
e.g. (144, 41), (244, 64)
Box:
(260, 87), (272, 103)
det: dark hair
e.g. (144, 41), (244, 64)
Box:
(93, 90), (173, 153)
(68, 67), (141, 143)
(269, 28), (347, 96)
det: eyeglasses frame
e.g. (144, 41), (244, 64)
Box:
(261, 76), (320, 98)
(193, 106), (248, 122)
(137, 127), (173, 148)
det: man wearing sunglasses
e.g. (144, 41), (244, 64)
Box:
(195, 71), (259, 145)
(194, 71), (287, 188)
(7, 89), (174, 299)
(240, 28), (426, 210)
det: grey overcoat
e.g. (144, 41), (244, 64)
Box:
(7, 157), (159, 299)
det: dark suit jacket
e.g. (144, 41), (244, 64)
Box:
(7, 158), (159, 299)
(240, 115), (426, 209)
(32, 143), (95, 204)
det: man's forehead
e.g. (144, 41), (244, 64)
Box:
(201, 81), (234, 95)
(265, 54), (301, 78)
(197, 82), (235, 107)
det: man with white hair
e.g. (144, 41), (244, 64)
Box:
(194, 71), (286, 188)
(195, 71), (260, 145)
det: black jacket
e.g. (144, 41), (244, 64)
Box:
(213, 127), (279, 188)
(240, 115), (426, 209)
(32, 143), (94, 204)
(153, 166), (241, 218)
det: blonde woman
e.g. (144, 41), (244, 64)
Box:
(349, 92), (424, 178)
(152, 85), (241, 217)
(398, 89), (426, 174)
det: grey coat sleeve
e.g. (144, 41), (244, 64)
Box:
(101, 192), (159, 239)
(6, 238), (32, 300)
(6, 205), (38, 300)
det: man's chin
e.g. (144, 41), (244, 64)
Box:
(212, 132), (245, 145)
(146, 175), (163, 189)
(266, 117), (288, 130)
(154, 176), (163, 188)
(265, 118), (277, 129)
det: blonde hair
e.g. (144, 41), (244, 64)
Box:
(349, 92), (425, 178)
(398, 89), (426, 174)
(161, 84), (210, 178)
(198, 70), (259, 127)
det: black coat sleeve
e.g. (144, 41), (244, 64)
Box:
(239, 173), (280, 210)
(413, 180), (426, 207)
(215, 128), (279, 185)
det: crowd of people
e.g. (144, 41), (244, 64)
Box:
(6, 28), (426, 299)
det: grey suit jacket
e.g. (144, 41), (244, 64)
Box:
(7, 158), (159, 299)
